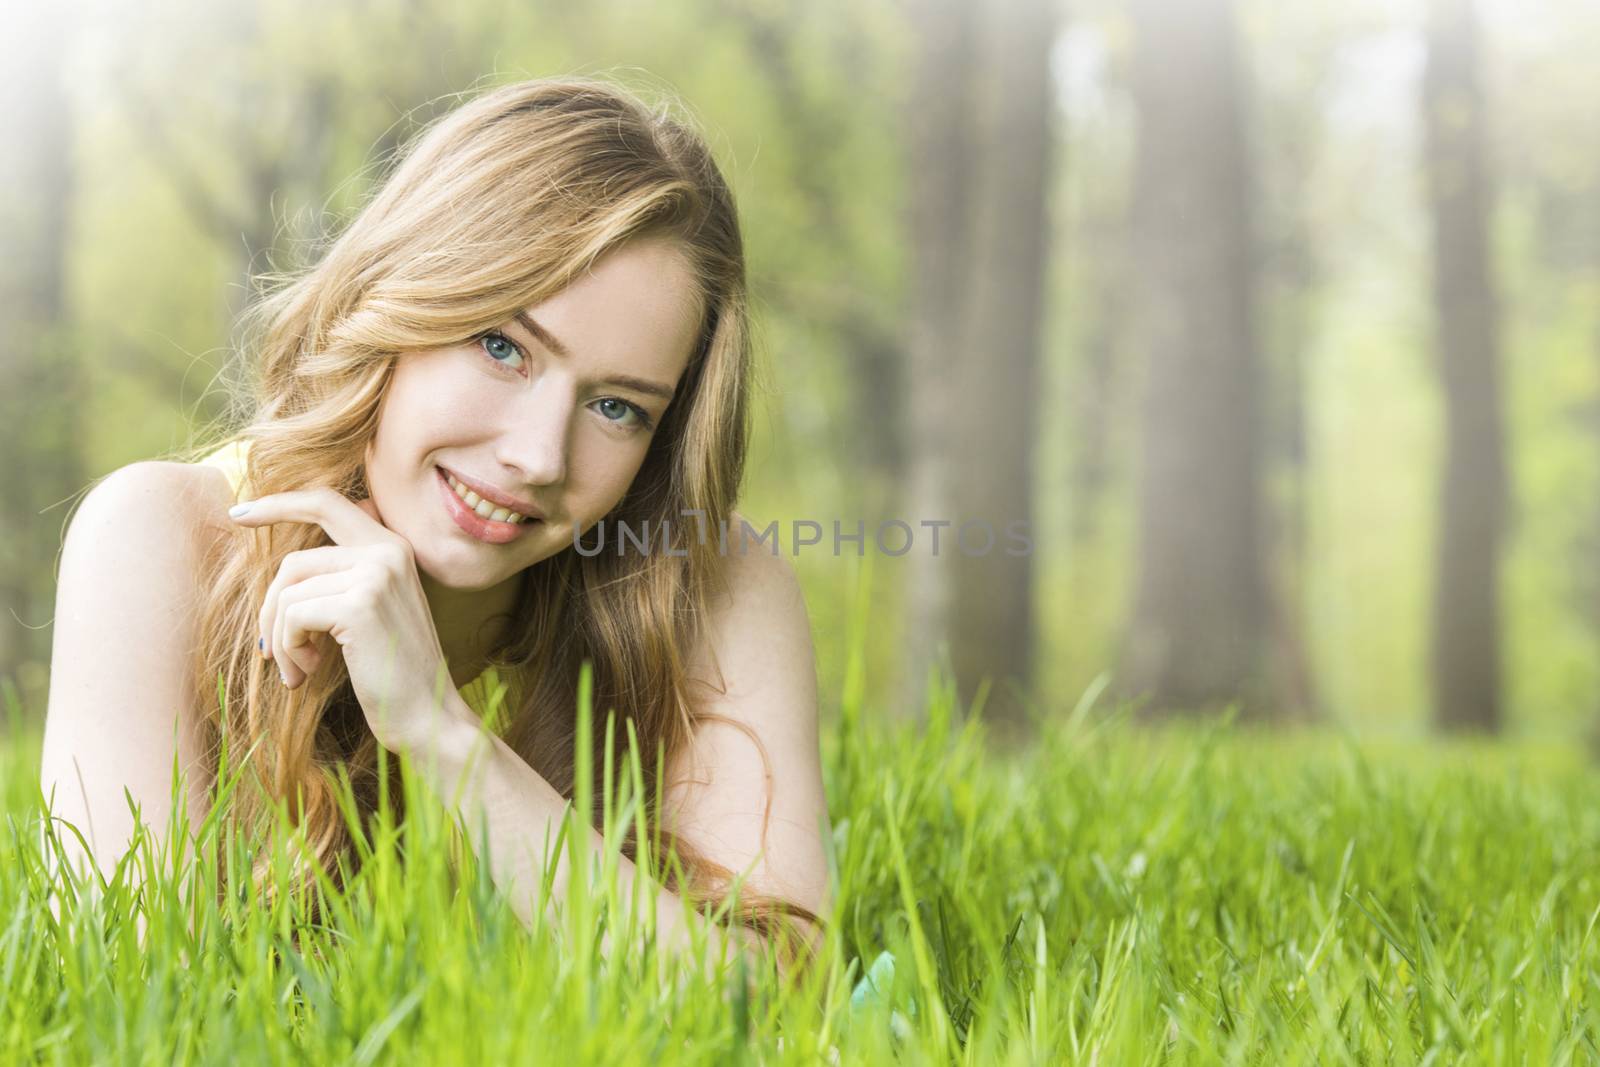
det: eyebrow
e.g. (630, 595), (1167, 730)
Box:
(512, 311), (678, 402)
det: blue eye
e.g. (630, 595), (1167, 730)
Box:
(479, 331), (524, 370)
(478, 330), (657, 434)
(595, 396), (654, 432)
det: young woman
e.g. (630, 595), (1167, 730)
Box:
(38, 77), (831, 979)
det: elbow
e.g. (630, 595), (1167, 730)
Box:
(734, 910), (827, 989)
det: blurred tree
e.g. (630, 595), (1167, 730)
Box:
(0, 1), (84, 712)
(1121, 0), (1271, 717)
(901, 0), (977, 725)
(947, 0), (1055, 738)
(1062, 39), (1129, 561)
(1037, 10), (1139, 708)
(97, 0), (495, 426)
(901, 0), (1056, 738)
(711, 0), (907, 499)
(1242, 1), (1363, 721)
(1423, 0), (1505, 733)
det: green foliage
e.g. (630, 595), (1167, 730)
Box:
(10, 626), (1600, 1062)
(34, 0), (1600, 734)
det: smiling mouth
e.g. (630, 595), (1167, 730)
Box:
(435, 466), (539, 545)
(437, 466), (539, 524)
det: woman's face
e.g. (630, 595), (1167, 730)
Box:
(364, 235), (704, 592)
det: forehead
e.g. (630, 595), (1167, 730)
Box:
(523, 237), (705, 388)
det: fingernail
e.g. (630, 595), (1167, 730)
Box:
(229, 502), (253, 518)
(257, 637), (264, 652)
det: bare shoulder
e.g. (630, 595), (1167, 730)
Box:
(50, 457), (236, 726)
(676, 507), (818, 745)
(39, 459), (232, 876)
(81, 457), (233, 518)
(664, 507), (830, 924)
(78, 459), (237, 560)
(691, 509), (813, 684)
(679, 509), (818, 727)
(54, 457), (233, 680)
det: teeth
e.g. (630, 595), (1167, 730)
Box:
(443, 469), (531, 525)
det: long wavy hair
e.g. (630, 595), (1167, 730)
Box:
(175, 77), (821, 975)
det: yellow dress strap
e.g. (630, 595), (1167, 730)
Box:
(198, 436), (510, 725)
(197, 438), (253, 503)
(456, 664), (517, 736)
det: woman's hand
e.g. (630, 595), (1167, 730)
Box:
(228, 489), (461, 753)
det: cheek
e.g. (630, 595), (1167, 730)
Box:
(385, 351), (491, 426)
(569, 437), (653, 514)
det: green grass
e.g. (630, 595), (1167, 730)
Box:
(9, 653), (1600, 1063)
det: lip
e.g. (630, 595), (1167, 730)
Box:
(435, 466), (539, 545)
(437, 464), (544, 518)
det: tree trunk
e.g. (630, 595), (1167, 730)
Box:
(900, 0), (1055, 735)
(1256, 21), (1333, 723)
(947, 0), (1055, 739)
(1122, 0), (1269, 717)
(900, 0), (979, 720)
(1423, 0), (1505, 733)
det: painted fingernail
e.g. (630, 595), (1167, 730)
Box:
(257, 637), (264, 652)
(229, 502), (253, 518)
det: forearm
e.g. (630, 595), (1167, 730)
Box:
(399, 693), (777, 985)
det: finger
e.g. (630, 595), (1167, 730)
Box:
(276, 589), (390, 702)
(257, 545), (367, 659)
(272, 570), (362, 688)
(274, 570), (365, 687)
(230, 486), (401, 549)
(277, 633), (332, 685)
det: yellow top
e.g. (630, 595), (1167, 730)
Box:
(197, 438), (514, 732)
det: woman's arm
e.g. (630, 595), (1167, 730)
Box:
(400, 545), (832, 984)
(405, 700), (779, 983)
(37, 462), (222, 889)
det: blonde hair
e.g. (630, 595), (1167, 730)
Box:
(177, 77), (819, 974)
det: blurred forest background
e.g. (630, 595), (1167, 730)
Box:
(2, 0), (1597, 745)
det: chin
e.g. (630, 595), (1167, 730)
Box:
(411, 544), (506, 591)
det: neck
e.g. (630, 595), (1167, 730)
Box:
(420, 569), (523, 688)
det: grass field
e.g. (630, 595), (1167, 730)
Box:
(7, 659), (1600, 1065)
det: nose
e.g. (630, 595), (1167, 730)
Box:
(495, 378), (574, 489)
